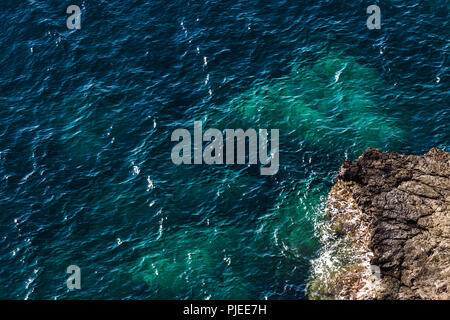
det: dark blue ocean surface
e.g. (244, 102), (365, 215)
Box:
(0, 0), (448, 299)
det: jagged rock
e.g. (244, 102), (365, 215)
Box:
(309, 148), (450, 300)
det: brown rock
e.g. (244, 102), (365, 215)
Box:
(309, 148), (450, 300)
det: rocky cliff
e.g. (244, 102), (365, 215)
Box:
(309, 148), (450, 300)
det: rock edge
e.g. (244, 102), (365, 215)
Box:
(309, 148), (449, 300)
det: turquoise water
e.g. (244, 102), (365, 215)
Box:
(0, 1), (448, 299)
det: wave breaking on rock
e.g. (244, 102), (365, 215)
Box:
(309, 148), (450, 300)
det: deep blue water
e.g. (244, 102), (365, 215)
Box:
(0, 0), (448, 299)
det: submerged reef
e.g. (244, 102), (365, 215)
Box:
(206, 49), (404, 156)
(309, 148), (450, 299)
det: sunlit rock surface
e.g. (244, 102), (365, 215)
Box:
(309, 148), (450, 300)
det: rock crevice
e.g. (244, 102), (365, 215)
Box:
(309, 148), (449, 300)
